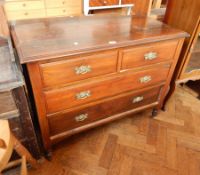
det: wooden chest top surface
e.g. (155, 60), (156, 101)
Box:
(11, 15), (187, 64)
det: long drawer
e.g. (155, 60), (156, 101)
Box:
(44, 64), (170, 114)
(40, 50), (118, 88)
(4, 1), (44, 11)
(6, 9), (46, 20)
(121, 40), (178, 70)
(48, 86), (162, 136)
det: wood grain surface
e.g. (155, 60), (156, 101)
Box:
(11, 16), (187, 64)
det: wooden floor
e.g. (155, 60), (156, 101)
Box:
(6, 86), (200, 175)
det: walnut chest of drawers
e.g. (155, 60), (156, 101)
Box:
(11, 15), (187, 152)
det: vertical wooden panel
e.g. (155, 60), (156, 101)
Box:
(122, 0), (152, 16)
(27, 63), (51, 152)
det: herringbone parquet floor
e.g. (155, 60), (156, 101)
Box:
(28, 86), (200, 175)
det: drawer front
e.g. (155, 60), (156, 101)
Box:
(89, 0), (119, 7)
(4, 1), (44, 11)
(40, 51), (118, 88)
(44, 64), (170, 114)
(46, 0), (82, 8)
(121, 40), (178, 70)
(48, 86), (162, 136)
(46, 7), (82, 17)
(5, 9), (46, 20)
(121, 0), (134, 4)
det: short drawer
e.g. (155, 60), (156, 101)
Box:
(121, 40), (178, 70)
(89, 0), (119, 7)
(4, 1), (44, 11)
(44, 64), (170, 114)
(48, 86), (162, 136)
(46, 7), (82, 17)
(45, 0), (82, 8)
(5, 9), (46, 20)
(40, 51), (118, 88)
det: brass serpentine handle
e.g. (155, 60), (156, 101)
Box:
(76, 90), (91, 100)
(144, 52), (157, 61)
(132, 96), (144, 103)
(140, 76), (152, 83)
(75, 65), (91, 75)
(75, 114), (88, 122)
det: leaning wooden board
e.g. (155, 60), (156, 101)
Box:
(11, 15), (187, 152)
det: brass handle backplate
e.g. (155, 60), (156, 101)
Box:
(76, 90), (91, 100)
(75, 114), (88, 122)
(75, 65), (91, 75)
(132, 96), (144, 103)
(144, 52), (157, 60)
(140, 76), (152, 83)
